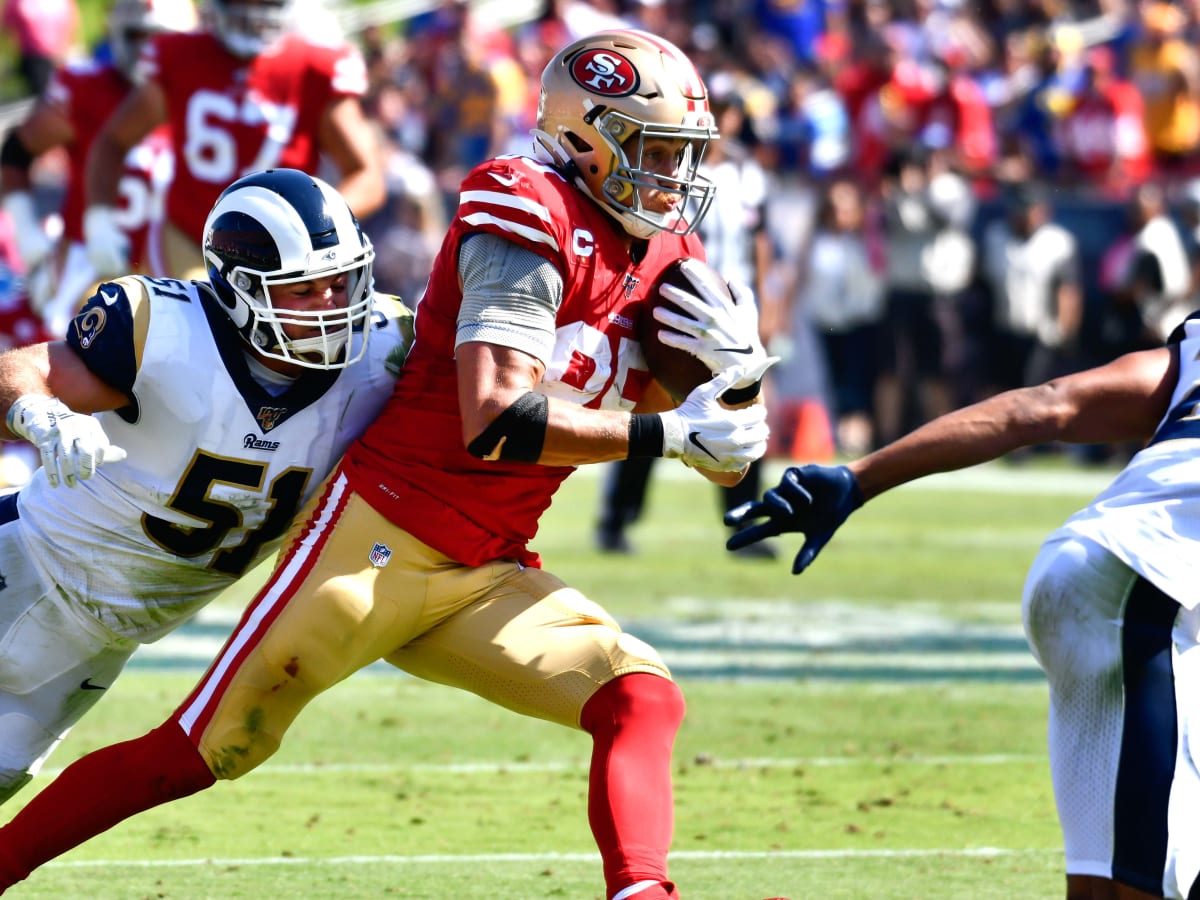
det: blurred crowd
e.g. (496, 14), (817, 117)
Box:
(346, 0), (1200, 464)
(9, 0), (1200, 466)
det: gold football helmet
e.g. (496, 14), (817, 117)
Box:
(535, 29), (718, 240)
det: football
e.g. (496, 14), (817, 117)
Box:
(638, 257), (728, 402)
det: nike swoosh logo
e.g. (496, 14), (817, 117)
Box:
(80, 677), (107, 691)
(99, 288), (121, 306)
(488, 172), (519, 187)
(717, 345), (754, 354)
(687, 431), (719, 462)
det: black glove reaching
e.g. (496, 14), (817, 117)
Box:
(724, 464), (864, 574)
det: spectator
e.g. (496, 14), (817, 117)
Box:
(1056, 44), (1152, 193)
(980, 182), (1085, 396)
(874, 145), (955, 444)
(1129, 1), (1200, 172)
(784, 176), (885, 455)
(1098, 182), (1192, 359)
(774, 61), (851, 178)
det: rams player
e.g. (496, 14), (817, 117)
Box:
(0, 31), (769, 900)
(0, 0), (195, 336)
(0, 168), (410, 808)
(729, 327), (1200, 898)
(84, 0), (385, 282)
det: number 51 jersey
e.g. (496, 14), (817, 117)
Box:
(15, 275), (412, 642)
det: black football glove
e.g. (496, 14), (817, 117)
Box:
(724, 464), (864, 574)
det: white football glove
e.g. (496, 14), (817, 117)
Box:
(659, 363), (771, 472)
(83, 206), (130, 278)
(654, 259), (777, 388)
(2, 191), (54, 272)
(6, 394), (127, 488)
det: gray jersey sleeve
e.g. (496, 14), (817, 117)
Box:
(456, 233), (563, 365)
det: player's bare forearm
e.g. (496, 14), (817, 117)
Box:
(850, 346), (1177, 502)
(0, 342), (126, 438)
(86, 84), (164, 207)
(336, 164), (385, 220)
(85, 131), (132, 207)
(458, 340), (633, 465)
(321, 98), (385, 219)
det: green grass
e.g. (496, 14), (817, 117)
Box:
(0, 459), (1114, 899)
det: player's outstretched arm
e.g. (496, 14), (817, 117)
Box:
(727, 345), (1180, 572)
(0, 342), (129, 486)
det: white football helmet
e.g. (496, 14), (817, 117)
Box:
(534, 29), (718, 240)
(107, 0), (197, 78)
(203, 168), (375, 370)
(205, 0), (292, 57)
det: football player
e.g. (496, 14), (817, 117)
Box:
(727, 332), (1200, 898)
(0, 31), (771, 900)
(84, 0), (385, 282)
(0, 167), (411, 808)
(0, 0), (195, 337)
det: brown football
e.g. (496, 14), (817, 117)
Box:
(638, 258), (728, 402)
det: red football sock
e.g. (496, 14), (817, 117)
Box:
(580, 672), (685, 900)
(0, 719), (215, 889)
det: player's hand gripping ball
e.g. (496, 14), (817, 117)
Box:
(638, 258), (732, 402)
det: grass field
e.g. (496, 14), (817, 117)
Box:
(0, 458), (1119, 899)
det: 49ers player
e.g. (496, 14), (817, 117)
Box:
(84, 0), (384, 282)
(0, 0), (194, 337)
(0, 31), (772, 900)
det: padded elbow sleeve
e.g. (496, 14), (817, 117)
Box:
(466, 392), (549, 463)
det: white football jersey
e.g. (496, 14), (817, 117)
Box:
(14, 275), (411, 641)
(1054, 313), (1200, 608)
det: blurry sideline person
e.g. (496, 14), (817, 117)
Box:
(596, 83), (777, 558)
(0, 168), (412, 806)
(0, 0), (194, 338)
(980, 183), (1084, 396)
(0, 30), (769, 900)
(1099, 182), (1191, 360)
(727, 311), (1200, 900)
(874, 144), (977, 434)
(781, 177), (885, 457)
(85, 0), (385, 282)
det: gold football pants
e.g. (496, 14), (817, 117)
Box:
(172, 468), (672, 780)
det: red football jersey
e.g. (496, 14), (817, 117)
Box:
(343, 155), (703, 568)
(42, 60), (169, 268)
(140, 30), (367, 241)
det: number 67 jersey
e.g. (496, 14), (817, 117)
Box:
(14, 275), (413, 643)
(137, 28), (367, 243)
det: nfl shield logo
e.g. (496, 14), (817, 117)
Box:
(368, 542), (392, 568)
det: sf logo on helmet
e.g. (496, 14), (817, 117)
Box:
(570, 49), (639, 97)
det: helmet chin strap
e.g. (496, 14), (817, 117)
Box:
(531, 128), (657, 240)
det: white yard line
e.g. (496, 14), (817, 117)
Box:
(47, 846), (1057, 869)
(38, 752), (1045, 780)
